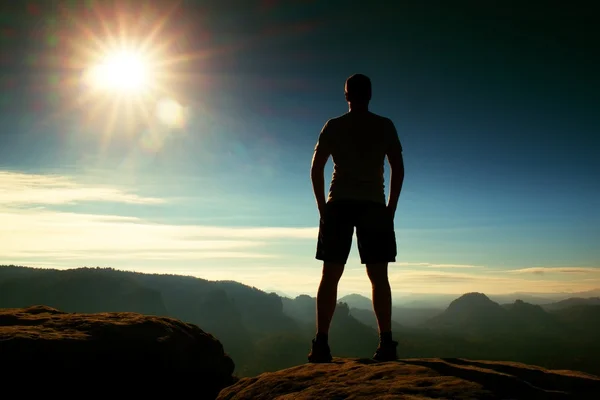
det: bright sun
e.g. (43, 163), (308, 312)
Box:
(86, 50), (150, 93)
(54, 2), (204, 141)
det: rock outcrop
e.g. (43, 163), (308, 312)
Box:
(217, 357), (600, 400)
(0, 306), (235, 399)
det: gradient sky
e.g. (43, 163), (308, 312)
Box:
(1, 1), (598, 297)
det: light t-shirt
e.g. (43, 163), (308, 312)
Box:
(315, 111), (402, 204)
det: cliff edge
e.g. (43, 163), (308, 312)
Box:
(0, 305), (235, 399)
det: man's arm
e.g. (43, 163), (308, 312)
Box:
(386, 121), (404, 217)
(311, 123), (331, 217)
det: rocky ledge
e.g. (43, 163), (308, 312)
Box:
(0, 305), (235, 399)
(217, 357), (600, 400)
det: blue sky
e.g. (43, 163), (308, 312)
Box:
(0, 1), (598, 296)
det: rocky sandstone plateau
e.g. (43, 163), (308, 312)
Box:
(2, 306), (599, 399)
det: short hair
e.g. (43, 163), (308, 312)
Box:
(345, 74), (372, 103)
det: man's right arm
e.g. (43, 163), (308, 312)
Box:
(311, 121), (332, 217)
(386, 120), (404, 217)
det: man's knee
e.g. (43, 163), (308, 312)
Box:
(366, 262), (389, 284)
(322, 262), (345, 282)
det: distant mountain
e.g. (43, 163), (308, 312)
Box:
(339, 294), (443, 327)
(281, 294), (315, 323)
(339, 293), (372, 310)
(390, 306), (441, 325)
(423, 292), (510, 336)
(542, 297), (600, 311)
(504, 299), (564, 336)
(264, 288), (295, 298)
(281, 294), (380, 356)
(348, 307), (404, 332)
(329, 302), (379, 355)
(491, 289), (600, 304)
(393, 293), (459, 308)
(555, 288), (600, 299)
(290, 289), (600, 309)
(490, 293), (555, 305)
(389, 289), (600, 307)
(550, 305), (600, 342)
(424, 292), (600, 342)
(0, 266), (168, 316)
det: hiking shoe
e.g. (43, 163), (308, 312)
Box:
(308, 338), (332, 363)
(373, 340), (398, 361)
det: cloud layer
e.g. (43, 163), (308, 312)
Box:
(0, 171), (164, 205)
(0, 170), (316, 262)
(2, 170), (598, 296)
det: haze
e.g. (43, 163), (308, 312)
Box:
(0, 1), (598, 299)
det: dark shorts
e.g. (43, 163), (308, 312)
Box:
(316, 200), (397, 265)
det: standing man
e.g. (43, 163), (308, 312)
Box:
(309, 74), (404, 362)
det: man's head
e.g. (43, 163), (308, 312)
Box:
(344, 74), (372, 105)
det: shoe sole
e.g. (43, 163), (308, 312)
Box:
(372, 352), (398, 362)
(308, 357), (333, 363)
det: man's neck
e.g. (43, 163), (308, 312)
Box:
(348, 103), (369, 113)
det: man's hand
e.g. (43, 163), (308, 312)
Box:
(318, 202), (328, 220)
(386, 204), (396, 221)
(386, 119), (404, 222)
(311, 129), (330, 222)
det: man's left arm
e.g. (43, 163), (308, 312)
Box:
(385, 119), (404, 218)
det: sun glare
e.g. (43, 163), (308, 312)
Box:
(49, 2), (213, 146)
(87, 51), (150, 92)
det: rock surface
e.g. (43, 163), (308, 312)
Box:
(0, 305), (235, 399)
(217, 357), (600, 400)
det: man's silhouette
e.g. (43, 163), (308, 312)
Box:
(309, 74), (404, 362)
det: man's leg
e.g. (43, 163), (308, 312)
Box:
(311, 201), (353, 362)
(357, 202), (398, 361)
(366, 262), (397, 360)
(366, 263), (392, 334)
(316, 262), (345, 336)
(309, 262), (345, 363)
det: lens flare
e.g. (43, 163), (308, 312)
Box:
(156, 97), (187, 128)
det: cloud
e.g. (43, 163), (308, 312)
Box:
(389, 269), (487, 284)
(395, 262), (484, 269)
(507, 267), (600, 275)
(6, 250), (277, 261)
(183, 226), (317, 240)
(0, 171), (164, 205)
(0, 207), (317, 261)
